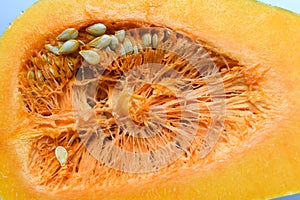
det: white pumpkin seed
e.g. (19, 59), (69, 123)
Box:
(86, 23), (107, 36)
(41, 54), (50, 63)
(45, 44), (59, 55)
(109, 35), (119, 50)
(115, 30), (125, 42)
(68, 61), (74, 71)
(152, 33), (158, 49)
(137, 43), (144, 51)
(79, 50), (100, 65)
(164, 30), (171, 40)
(142, 33), (151, 47)
(117, 44), (126, 56)
(88, 35), (111, 49)
(58, 40), (79, 54)
(133, 45), (139, 54)
(49, 65), (58, 77)
(123, 38), (133, 53)
(37, 70), (44, 81)
(105, 46), (112, 51)
(56, 28), (78, 41)
(55, 146), (68, 167)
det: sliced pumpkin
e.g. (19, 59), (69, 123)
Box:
(0, 0), (300, 199)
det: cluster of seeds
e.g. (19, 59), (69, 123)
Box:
(44, 23), (161, 66)
(20, 23), (176, 116)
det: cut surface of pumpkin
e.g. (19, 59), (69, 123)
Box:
(0, 0), (300, 199)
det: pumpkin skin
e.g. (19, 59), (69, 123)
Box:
(0, 0), (300, 199)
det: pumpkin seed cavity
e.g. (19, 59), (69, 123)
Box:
(17, 21), (270, 192)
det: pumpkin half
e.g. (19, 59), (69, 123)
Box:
(0, 0), (300, 199)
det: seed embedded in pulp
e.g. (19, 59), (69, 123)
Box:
(88, 34), (111, 49)
(116, 44), (126, 56)
(79, 50), (101, 65)
(86, 23), (107, 36)
(123, 38), (133, 53)
(152, 34), (158, 49)
(49, 65), (59, 77)
(142, 33), (151, 47)
(115, 30), (125, 42)
(56, 28), (79, 41)
(58, 39), (79, 54)
(133, 45), (139, 54)
(55, 146), (68, 167)
(45, 44), (59, 55)
(110, 35), (119, 50)
(36, 70), (44, 82)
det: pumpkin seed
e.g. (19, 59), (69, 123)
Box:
(115, 30), (125, 42)
(110, 35), (119, 50)
(88, 35), (111, 49)
(123, 38), (133, 53)
(152, 33), (158, 49)
(49, 65), (59, 77)
(37, 70), (44, 81)
(142, 33), (151, 47)
(117, 44), (126, 56)
(164, 29), (171, 40)
(27, 70), (35, 80)
(68, 61), (74, 71)
(105, 46), (112, 52)
(45, 44), (59, 55)
(133, 45), (139, 54)
(86, 23), (107, 36)
(79, 50), (100, 65)
(55, 146), (68, 167)
(58, 40), (79, 55)
(56, 28), (78, 41)
(137, 43), (144, 52)
(41, 54), (50, 63)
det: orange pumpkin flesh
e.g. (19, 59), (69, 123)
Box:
(0, 0), (300, 199)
